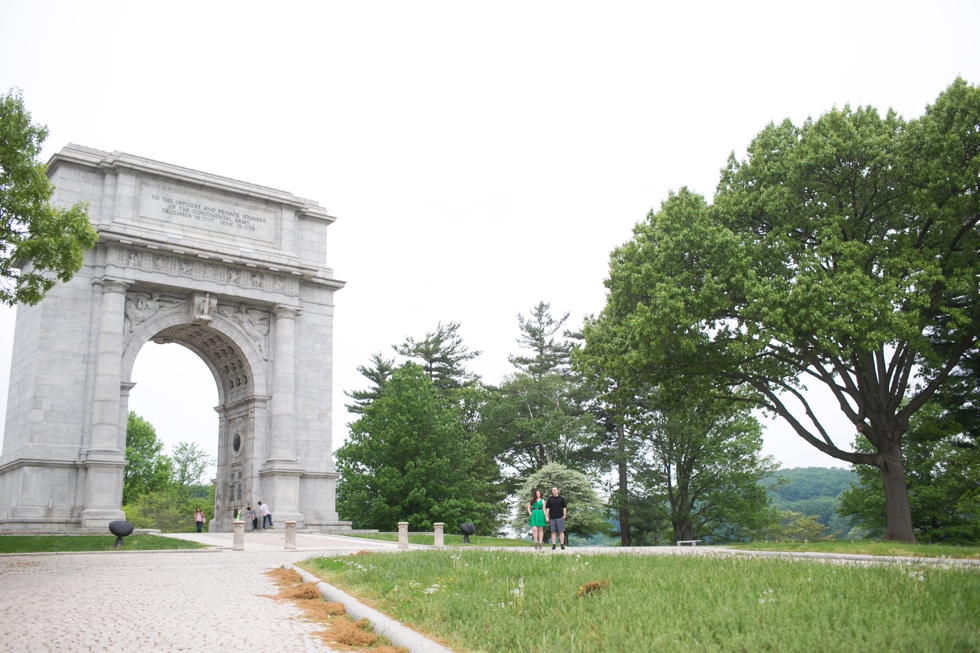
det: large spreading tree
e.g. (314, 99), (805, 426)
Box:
(0, 89), (97, 305)
(582, 78), (980, 542)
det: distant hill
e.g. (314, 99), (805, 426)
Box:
(764, 467), (857, 537)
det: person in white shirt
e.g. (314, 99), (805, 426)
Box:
(258, 501), (273, 529)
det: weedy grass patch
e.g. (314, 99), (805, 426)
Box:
(0, 534), (207, 553)
(342, 533), (532, 547)
(300, 550), (980, 653)
(726, 540), (980, 559)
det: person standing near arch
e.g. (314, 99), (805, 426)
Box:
(258, 501), (273, 529)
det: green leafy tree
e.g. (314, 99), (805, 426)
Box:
(0, 89), (97, 305)
(510, 463), (606, 538)
(839, 402), (980, 543)
(123, 412), (173, 505)
(170, 441), (215, 488)
(630, 387), (776, 543)
(582, 79), (980, 542)
(336, 363), (503, 533)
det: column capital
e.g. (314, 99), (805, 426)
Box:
(272, 304), (302, 320)
(93, 277), (130, 294)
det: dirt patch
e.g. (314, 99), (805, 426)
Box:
(576, 580), (610, 598)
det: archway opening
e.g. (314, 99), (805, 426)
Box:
(129, 341), (220, 480)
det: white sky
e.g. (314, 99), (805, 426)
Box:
(0, 1), (978, 477)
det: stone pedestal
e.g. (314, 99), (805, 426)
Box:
(433, 522), (445, 548)
(285, 520), (296, 550)
(397, 522), (408, 550)
(233, 520), (245, 551)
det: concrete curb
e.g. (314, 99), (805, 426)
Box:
(285, 562), (456, 653)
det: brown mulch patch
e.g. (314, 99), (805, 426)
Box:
(276, 582), (323, 600)
(295, 598), (346, 621)
(265, 567), (304, 586)
(314, 618), (378, 647)
(264, 566), (407, 652)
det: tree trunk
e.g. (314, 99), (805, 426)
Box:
(879, 441), (917, 543)
(673, 520), (693, 543)
(617, 425), (630, 547)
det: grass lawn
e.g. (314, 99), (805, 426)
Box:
(300, 550), (980, 653)
(0, 534), (208, 553)
(727, 540), (980, 560)
(340, 532), (532, 547)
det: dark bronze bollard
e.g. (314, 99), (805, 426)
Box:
(459, 522), (475, 544)
(109, 521), (135, 549)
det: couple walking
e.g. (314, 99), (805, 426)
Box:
(527, 487), (567, 550)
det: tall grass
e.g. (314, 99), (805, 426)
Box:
(302, 550), (980, 653)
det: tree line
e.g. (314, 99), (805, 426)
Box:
(339, 78), (979, 545)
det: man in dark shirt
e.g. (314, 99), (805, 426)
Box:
(544, 486), (567, 550)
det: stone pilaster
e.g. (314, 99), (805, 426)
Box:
(268, 305), (300, 463)
(81, 278), (129, 529)
(260, 305), (303, 526)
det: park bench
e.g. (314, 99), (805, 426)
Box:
(676, 540), (703, 546)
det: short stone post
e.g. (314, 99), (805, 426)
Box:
(397, 521), (409, 549)
(433, 523), (445, 548)
(285, 521), (297, 550)
(233, 519), (245, 551)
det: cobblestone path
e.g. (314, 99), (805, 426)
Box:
(0, 548), (358, 653)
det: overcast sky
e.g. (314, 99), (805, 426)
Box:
(1, 1), (978, 478)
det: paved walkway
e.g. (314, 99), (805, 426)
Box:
(0, 533), (398, 653)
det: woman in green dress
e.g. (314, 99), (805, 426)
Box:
(527, 489), (547, 550)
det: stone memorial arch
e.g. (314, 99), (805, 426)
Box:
(0, 145), (351, 533)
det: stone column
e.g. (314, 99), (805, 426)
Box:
(398, 522), (409, 550)
(89, 279), (129, 455)
(285, 521), (297, 550)
(433, 523), (445, 549)
(81, 279), (129, 529)
(269, 305), (300, 463)
(260, 306), (304, 527)
(233, 520), (245, 551)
